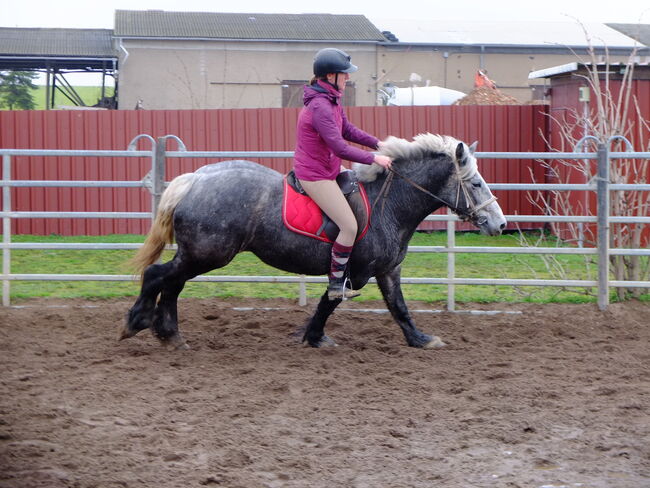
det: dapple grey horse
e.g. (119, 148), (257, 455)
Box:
(121, 134), (506, 349)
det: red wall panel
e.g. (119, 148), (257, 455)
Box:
(1, 105), (548, 235)
(548, 77), (650, 246)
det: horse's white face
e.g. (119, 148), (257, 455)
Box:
(454, 142), (507, 236)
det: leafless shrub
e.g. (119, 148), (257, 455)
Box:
(519, 25), (649, 300)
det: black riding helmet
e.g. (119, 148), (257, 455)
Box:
(313, 48), (358, 77)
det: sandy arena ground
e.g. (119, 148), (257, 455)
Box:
(1, 297), (648, 488)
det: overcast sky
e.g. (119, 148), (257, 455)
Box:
(1, 0), (649, 28)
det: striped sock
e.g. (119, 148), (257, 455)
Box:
(330, 242), (353, 281)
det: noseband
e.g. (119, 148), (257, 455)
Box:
(451, 162), (497, 222)
(373, 159), (497, 223)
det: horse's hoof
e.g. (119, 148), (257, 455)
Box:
(167, 341), (190, 352)
(117, 326), (131, 341)
(290, 326), (307, 343)
(158, 333), (190, 351)
(118, 320), (138, 341)
(423, 336), (446, 349)
(120, 310), (152, 341)
(305, 335), (338, 348)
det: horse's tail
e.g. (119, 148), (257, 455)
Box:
(130, 172), (197, 278)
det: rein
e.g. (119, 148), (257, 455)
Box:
(372, 164), (497, 222)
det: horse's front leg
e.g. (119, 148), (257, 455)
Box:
(376, 265), (446, 348)
(301, 292), (342, 347)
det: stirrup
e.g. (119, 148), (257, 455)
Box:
(327, 277), (361, 301)
(327, 287), (361, 300)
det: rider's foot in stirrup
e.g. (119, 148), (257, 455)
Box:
(327, 278), (361, 300)
(327, 286), (361, 300)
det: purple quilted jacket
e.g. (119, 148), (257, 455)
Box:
(293, 80), (378, 181)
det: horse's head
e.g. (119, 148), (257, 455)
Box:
(360, 133), (506, 236)
(449, 140), (506, 236)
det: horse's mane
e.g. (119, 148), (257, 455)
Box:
(354, 133), (469, 183)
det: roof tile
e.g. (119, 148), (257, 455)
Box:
(113, 10), (385, 41)
(0, 28), (116, 57)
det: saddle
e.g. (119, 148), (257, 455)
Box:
(282, 170), (370, 243)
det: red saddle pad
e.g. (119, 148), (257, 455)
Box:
(282, 177), (370, 243)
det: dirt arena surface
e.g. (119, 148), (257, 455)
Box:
(0, 297), (648, 488)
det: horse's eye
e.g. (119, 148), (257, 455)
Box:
(472, 182), (481, 188)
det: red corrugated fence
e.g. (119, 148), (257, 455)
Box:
(0, 105), (549, 235)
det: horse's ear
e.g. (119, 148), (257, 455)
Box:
(469, 141), (478, 154)
(455, 142), (465, 163)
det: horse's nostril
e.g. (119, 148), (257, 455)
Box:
(500, 222), (506, 230)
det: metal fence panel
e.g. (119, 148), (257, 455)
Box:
(1, 138), (649, 309)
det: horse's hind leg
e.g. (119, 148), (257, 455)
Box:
(120, 262), (172, 340)
(150, 269), (191, 350)
(141, 253), (200, 350)
(121, 257), (195, 349)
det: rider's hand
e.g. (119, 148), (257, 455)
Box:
(374, 154), (392, 169)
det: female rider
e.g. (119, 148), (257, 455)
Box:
(293, 48), (392, 300)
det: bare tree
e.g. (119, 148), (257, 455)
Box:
(521, 32), (649, 300)
(167, 51), (208, 109)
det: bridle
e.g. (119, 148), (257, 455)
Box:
(450, 158), (498, 222)
(372, 157), (497, 223)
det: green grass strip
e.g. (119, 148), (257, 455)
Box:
(26, 86), (115, 110)
(3, 232), (648, 304)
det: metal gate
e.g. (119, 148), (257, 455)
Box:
(2, 135), (649, 309)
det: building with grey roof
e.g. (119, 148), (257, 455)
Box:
(372, 19), (648, 104)
(0, 28), (117, 68)
(114, 10), (385, 41)
(372, 19), (641, 48)
(110, 12), (650, 109)
(1, 11), (647, 109)
(0, 27), (118, 108)
(113, 10), (386, 109)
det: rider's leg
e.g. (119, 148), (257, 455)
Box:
(298, 179), (360, 299)
(328, 241), (358, 299)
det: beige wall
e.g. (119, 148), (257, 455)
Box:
(117, 38), (639, 109)
(117, 39), (380, 109)
(378, 47), (636, 103)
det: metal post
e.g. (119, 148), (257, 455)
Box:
(152, 137), (166, 221)
(2, 155), (11, 306)
(51, 71), (57, 110)
(45, 68), (51, 110)
(596, 143), (610, 310)
(447, 208), (456, 311)
(298, 275), (307, 306)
